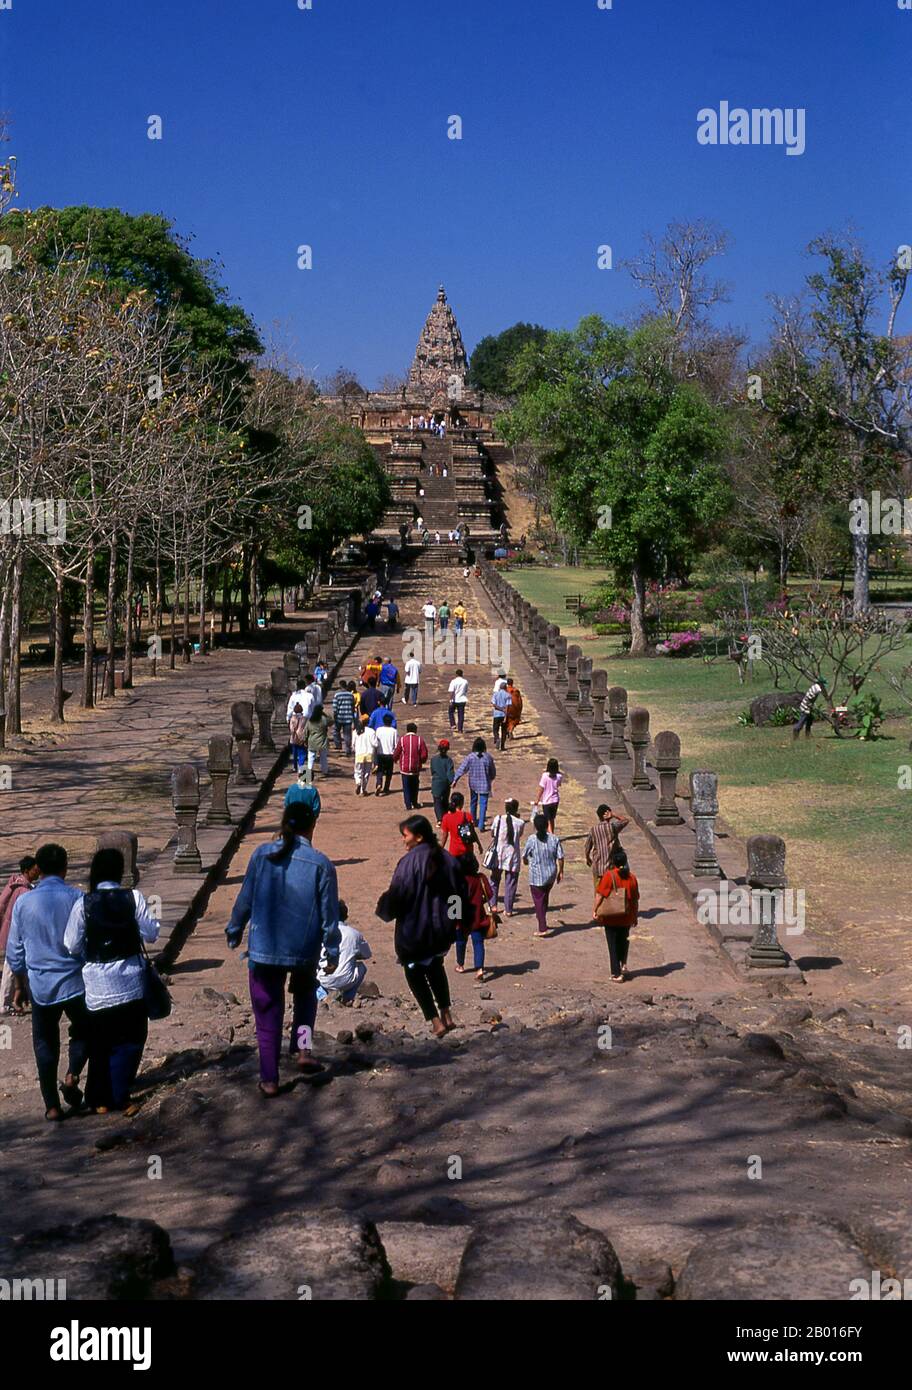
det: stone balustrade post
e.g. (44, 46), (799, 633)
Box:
(171, 764), (203, 874)
(628, 707), (653, 789)
(746, 835), (790, 969)
(231, 701), (257, 784)
(590, 668), (608, 735)
(546, 624), (560, 676)
(554, 635), (568, 686)
(270, 667), (289, 733)
(565, 645), (581, 702)
(653, 731), (683, 825)
(205, 734), (234, 826)
(95, 831), (139, 888)
(577, 656), (593, 713)
(283, 651), (301, 687)
(607, 686), (630, 761)
(690, 770), (721, 877)
(255, 684), (277, 753)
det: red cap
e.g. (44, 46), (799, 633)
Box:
(438, 738), (450, 748)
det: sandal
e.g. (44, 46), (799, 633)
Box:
(454, 964), (466, 974)
(45, 1107), (64, 1122)
(60, 1080), (83, 1109)
(258, 1082), (280, 1099)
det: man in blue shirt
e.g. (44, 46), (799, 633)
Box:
(491, 681), (512, 750)
(378, 658), (401, 706)
(6, 842), (89, 1120)
(368, 703), (398, 731)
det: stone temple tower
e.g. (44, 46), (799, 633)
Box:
(406, 285), (468, 406)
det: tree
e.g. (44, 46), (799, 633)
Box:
(767, 233), (910, 612)
(3, 206), (262, 385)
(467, 323), (549, 396)
(501, 315), (730, 654)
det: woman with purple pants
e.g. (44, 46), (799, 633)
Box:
(226, 802), (341, 1097)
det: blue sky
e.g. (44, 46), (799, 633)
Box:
(3, 0), (910, 383)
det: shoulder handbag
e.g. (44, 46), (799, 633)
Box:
(482, 817), (500, 871)
(594, 869), (629, 925)
(142, 941), (172, 1021)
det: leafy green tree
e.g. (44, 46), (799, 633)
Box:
(501, 315), (730, 654)
(467, 322), (549, 396)
(4, 206), (261, 381)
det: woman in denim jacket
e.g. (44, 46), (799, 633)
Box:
(227, 802), (340, 1096)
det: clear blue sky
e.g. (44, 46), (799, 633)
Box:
(3, 0), (910, 384)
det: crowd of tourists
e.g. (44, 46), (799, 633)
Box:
(1, 583), (643, 1113)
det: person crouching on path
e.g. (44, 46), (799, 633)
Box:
(376, 815), (466, 1038)
(226, 802), (340, 1097)
(316, 900), (372, 1006)
(453, 852), (494, 984)
(522, 813), (564, 939)
(593, 847), (639, 982)
(64, 847), (161, 1115)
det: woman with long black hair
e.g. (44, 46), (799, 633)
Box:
(486, 798), (525, 917)
(376, 814), (468, 1037)
(521, 812), (564, 938)
(64, 847), (160, 1115)
(226, 802), (340, 1096)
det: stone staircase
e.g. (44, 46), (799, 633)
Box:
(367, 430), (501, 547)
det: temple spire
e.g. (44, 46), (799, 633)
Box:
(407, 284), (467, 401)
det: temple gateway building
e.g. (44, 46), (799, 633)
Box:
(326, 286), (510, 548)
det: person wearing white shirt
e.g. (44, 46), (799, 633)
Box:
(373, 713), (398, 794)
(286, 685), (315, 722)
(316, 905), (372, 1004)
(403, 656), (421, 705)
(64, 847), (160, 1113)
(422, 601), (437, 645)
(448, 669), (469, 733)
(353, 723), (378, 796)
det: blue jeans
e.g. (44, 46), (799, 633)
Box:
(291, 742), (306, 771)
(470, 789), (489, 830)
(456, 929), (485, 971)
(403, 683), (419, 704)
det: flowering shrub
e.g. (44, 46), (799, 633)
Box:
(659, 630), (702, 656)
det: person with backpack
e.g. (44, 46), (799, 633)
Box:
(484, 799), (525, 917)
(288, 702), (308, 774)
(452, 738), (497, 832)
(593, 847), (640, 982)
(440, 790), (481, 858)
(227, 801), (340, 1095)
(453, 852), (495, 983)
(522, 813), (564, 938)
(64, 847), (161, 1114)
(375, 815), (467, 1037)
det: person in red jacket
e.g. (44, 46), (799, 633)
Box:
(0, 856), (39, 1013)
(453, 852), (494, 983)
(593, 848), (639, 983)
(394, 723), (429, 811)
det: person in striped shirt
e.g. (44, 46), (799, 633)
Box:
(332, 682), (356, 754)
(394, 723), (429, 810)
(792, 677), (830, 740)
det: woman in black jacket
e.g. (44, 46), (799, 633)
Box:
(376, 815), (467, 1037)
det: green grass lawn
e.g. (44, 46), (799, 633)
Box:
(505, 566), (912, 870)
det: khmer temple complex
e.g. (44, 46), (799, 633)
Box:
(324, 286), (511, 549)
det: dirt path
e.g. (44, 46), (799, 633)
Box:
(2, 557), (911, 1296)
